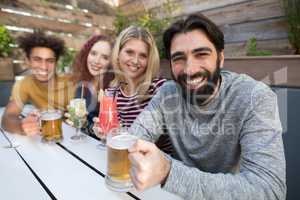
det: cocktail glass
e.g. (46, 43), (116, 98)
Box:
(96, 92), (119, 148)
(68, 98), (87, 140)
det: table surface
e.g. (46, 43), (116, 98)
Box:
(0, 128), (51, 200)
(0, 107), (183, 200)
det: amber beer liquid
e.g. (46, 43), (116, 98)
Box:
(106, 133), (137, 192)
(41, 110), (62, 142)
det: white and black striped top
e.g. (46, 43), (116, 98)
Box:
(107, 78), (166, 127)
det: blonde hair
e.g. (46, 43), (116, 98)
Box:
(111, 25), (160, 99)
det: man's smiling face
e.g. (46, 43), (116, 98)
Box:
(28, 47), (57, 83)
(170, 29), (224, 105)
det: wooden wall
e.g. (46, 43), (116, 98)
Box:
(0, 0), (296, 78)
(119, 0), (294, 57)
(1, 0), (294, 58)
(0, 0), (115, 48)
(0, 0), (115, 75)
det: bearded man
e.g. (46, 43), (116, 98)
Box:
(127, 13), (286, 200)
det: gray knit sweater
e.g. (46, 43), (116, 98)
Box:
(130, 70), (286, 200)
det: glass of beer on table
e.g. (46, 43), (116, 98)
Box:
(105, 127), (137, 192)
(40, 109), (63, 142)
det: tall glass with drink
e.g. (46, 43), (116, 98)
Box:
(68, 98), (87, 140)
(105, 128), (137, 192)
(40, 109), (63, 142)
(96, 90), (119, 147)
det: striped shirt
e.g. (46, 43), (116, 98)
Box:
(107, 78), (166, 127)
(107, 78), (174, 155)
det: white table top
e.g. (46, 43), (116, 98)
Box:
(0, 107), (133, 200)
(0, 127), (9, 147)
(2, 130), (133, 200)
(0, 107), (183, 200)
(0, 130), (51, 200)
(60, 124), (182, 200)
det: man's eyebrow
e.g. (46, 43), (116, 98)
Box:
(31, 56), (41, 59)
(192, 47), (212, 54)
(31, 56), (56, 60)
(46, 57), (56, 60)
(170, 51), (184, 60)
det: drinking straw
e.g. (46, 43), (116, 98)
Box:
(97, 75), (103, 100)
(98, 89), (104, 101)
(81, 83), (84, 99)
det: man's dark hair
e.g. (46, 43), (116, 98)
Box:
(163, 13), (224, 59)
(18, 30), (65, 61)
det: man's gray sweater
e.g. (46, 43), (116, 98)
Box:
(130, 70), (286, 200)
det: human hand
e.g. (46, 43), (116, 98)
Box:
(64, 111), (74, 126)
(128, 139), (171, 191)
(21, 111), (41, 136)
(92, 117), (105, 140)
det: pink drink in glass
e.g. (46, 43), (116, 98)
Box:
(98, 95), (119, 138)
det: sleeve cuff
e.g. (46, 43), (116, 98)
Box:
(161, 157), (187, 195)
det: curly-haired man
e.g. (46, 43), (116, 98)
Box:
(1, 31), (74, 135)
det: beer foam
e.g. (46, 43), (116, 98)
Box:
(107, 134), (137, 150)
(41, 112), (61, 121)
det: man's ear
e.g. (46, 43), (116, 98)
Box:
(219, 50), (225, 69)
(24, 56), (30, 67)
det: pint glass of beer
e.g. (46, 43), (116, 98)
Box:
(40, 109), (63, 142)
(105, 128), (137, 192)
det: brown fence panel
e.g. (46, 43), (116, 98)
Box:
(202, 0), (284, 26)
(224, 56), (300, 87)
(4, 0), (115, 30)
(223, 17), (288, 43)
(0, 10), (97, 36)
(224, 39), (294, 56)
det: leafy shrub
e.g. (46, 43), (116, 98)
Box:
(0, 25), (14, 57)
(283, 0), (300, 54)
(246, 38), (272, 56)
(113, 1), (179, 58)
(57, 48), (76, 73)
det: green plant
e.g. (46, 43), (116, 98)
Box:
(0, 25), (14, 57)
(246, 38), (272, 56)
(137, 12), (171, 58)
(113, 1), (179, 58)
(113, 9), (131, 36)
(57, 48), (76, 73)
(282, 0), (300, 54)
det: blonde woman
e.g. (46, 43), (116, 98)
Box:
(96, 26), (173, 155)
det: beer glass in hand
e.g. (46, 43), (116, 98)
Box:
(105, 128), (137, 192)
(40, 109), (63, 142)
(96, 92), (119, 148)
(68, 98), (87, 140)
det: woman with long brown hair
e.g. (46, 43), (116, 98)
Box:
(72, 34), (114, 136)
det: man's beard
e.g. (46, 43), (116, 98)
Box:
(172, 58), (221, 106)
